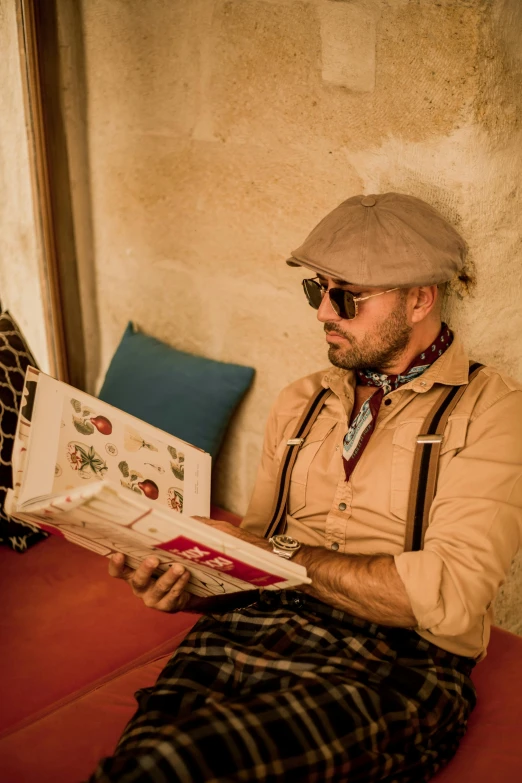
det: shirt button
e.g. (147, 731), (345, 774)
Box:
(384, 399), (392, 406)
(338, 502), (347, 511)
(331, 542), (340, 551)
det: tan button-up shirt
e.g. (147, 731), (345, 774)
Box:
(242, 337), (522, 660)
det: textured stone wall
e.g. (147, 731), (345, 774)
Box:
(65, 0), (522, 633)
(76, 0), (522, 487)
(0, 1), (50, 370)
(3, 0), (522, 632)
(71, 0), (522, 633)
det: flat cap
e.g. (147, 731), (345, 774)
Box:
(286, 192), (467, 287)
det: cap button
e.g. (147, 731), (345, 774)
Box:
(361, 195), (377, 207)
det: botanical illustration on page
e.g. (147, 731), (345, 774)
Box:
(52, 395), (186, 512)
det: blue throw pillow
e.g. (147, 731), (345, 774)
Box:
(98, 323), (255, 460)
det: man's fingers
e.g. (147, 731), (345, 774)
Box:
(130, 556), (160, 592)
(109, 552), (132, 579)
(148, 565), (191, 610)
(108, 555), (191, 612)
(159, 571), (191, 612)
(148, 563), (187, 601)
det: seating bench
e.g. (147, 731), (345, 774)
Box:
(1, 508), (521, 782)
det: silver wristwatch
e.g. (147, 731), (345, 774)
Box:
(269, 534), (301, 559)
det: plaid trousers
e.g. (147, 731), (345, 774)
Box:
(89, 591), (476, 783)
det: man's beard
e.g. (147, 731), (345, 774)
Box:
(325, 295), (412, 372)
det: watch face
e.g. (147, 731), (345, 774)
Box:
(272, 535), (300, 551)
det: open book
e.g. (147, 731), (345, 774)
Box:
(6, 367), (309, 596)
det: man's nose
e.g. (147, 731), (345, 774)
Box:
(316, 290), (341, 323)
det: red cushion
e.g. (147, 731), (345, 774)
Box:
(0, 652), (173, 783)
(2, 508), (521, 782)
(433, 625), (522, 781)
(0, 534), (198, 735)
(0, 505), (240, 734)
(2, 627), (521, 783)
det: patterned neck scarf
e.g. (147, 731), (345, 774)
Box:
(342, 324), (453, 481)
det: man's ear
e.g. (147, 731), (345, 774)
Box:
(410, 285), (439, 324)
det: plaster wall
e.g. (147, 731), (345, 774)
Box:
(0, 1), (50, 371)
(55, 0), (522, 633)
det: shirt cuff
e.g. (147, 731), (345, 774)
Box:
(394, 550), (446, 632)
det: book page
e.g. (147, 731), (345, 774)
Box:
(19, 482), (310, 593)
(18, 371), (211, 517)
(14, 506), (254, 597)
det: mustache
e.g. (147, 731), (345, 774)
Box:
(324, 322), (349, 338)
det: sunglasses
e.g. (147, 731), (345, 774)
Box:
(302, 277), (399, 320)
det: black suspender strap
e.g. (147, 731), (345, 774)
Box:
(262, 361), (484, 549)
(262, 386), (332, 539)
(186, 388), (331, 615)
(404, 361), (484, 552)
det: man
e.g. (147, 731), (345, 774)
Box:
(91, 193), (522, 782)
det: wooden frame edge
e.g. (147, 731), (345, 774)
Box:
(16, 0), (69, 382)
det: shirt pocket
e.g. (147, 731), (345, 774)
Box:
(390, 416), (469, 521)
(288, 418), (337, 515)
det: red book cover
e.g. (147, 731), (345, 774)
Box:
(158, 536), (285, 586)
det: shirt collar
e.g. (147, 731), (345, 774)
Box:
(407, 335), (470, 391)
(321, 365), (355, 415)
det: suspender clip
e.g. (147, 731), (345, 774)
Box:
(416, 434), (443, 444)
(287, 438), (304, 446)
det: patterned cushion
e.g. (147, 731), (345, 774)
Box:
(0, 311), (48, 551)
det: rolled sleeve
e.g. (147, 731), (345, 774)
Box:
(395, 391), (522, 640)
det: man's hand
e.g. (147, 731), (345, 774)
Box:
(109, 553), (192, 613)
(108, 518), (270, 613)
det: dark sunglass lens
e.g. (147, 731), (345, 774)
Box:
(328, 288), (344, 318)
(302, 279), (323, 310)
(329, 289), (356, 319)
(343, 291), (357, 319)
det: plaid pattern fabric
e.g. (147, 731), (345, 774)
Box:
(89, 591), (476, 783)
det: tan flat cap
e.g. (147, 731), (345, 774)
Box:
(287, 192), (467, 287)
